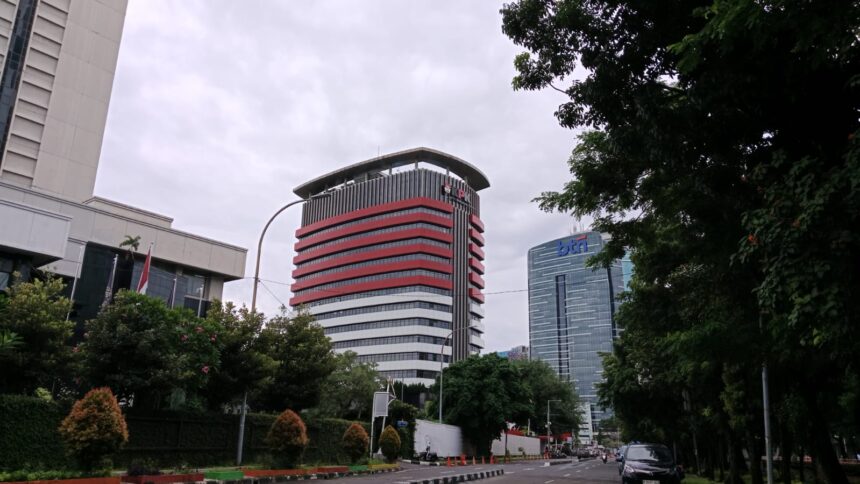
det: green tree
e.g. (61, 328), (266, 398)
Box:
(502, 0), (858, 482)
(258, 308), (337, 412)
(201, 301), (276, 410)
(316, 351), (383, 420)
(430, 354), (530, 456)
(58, 387), (128, 471)
(118, 235), (140, 254)
(378, 425), (401, 463)
(81, 291), (220, 410)
(0, 276), (73, 395)
(512, 359), (581, 437)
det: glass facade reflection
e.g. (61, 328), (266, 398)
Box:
(527, 231), (624, 434)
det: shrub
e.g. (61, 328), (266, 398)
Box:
(0, 394), (71, 470)
(58, 387), (129, 471)
(378, 425), (401, 463)
(126, 458), (161, 476)
(341, 422), (369, 463)
(265, 409), (308, 468)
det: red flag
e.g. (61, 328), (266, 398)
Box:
(136, 244), (152, 294)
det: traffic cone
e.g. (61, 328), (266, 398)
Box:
(472, 456), (476, 465)
(447, 457), (452, 467)
(461, 454), (466, 466)
(482, 456), (485, 465)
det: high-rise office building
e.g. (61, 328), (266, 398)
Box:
(290, 147), (489, 385)
(527, 231), (624, 441)
(0, 1), (246, 320)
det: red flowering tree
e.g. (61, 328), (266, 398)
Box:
(265, 409), (308, 468)
(341, 422), (369, 464)
(58, 387), (129, 471)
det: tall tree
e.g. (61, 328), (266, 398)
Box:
(511, 359), (582, 437)
(257, 308), (337, 412)
(430, 354), (530, 456)
(315, 351), (383, 420)
(202, 301), (276, 410)
(81, 291), (220, 410)
(502, 0), (858, 482)
(0, 276), (73, 395)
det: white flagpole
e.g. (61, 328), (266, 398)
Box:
(101, 254), (118, 309)
(169, 276), (178, 309)
(66, 245), (85, 321)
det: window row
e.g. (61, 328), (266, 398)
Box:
(355, 352), (450, 364)
(378, 369), (440, 380)
(315, 300), (452, 321)
(303, 207), (450, 239)
(306, 285), (452, 307)
(323, 317), (451, 335)
(293, 269), (450, 296)
(331, 334), (449, 349)
(298, 253), (451, 282)
(302, 223), (450, 251)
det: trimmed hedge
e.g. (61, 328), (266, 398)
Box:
(0, 396), (369, 469)
(0, 395), (72, 470)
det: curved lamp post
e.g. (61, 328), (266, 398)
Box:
(438, 323), (480, 423)
(238, 192), (328, 465)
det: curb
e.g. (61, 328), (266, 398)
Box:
(406, 468), (504, 484)
(404, 460), (444, 466)
(202, 467), (400, 483)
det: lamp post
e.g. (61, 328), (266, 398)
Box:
(238, 192), (328, 466)
(438, 323), (480, 423)
(546, 399), (561, 452)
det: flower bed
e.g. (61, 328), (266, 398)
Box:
(122, 474), (203, 484)
(5, 479), (120, 484)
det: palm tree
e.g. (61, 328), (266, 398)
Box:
(119, 235), (141, 254)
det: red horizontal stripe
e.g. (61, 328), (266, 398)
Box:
(469, 214), (484, 232)
(290, 276), (453, 306)
(296, 212), (453, 250)
(469, 257), (485, 275)
(293, 228), (453, 264)
(293, 244), (453, 278)
(469, 228), (485, 247)
(296, 197), (454, 238)
(292, 260), (453, 291)
(469, 272), (485, 289)
(469, 288), (485, 303)
(469, 243), (484, 260)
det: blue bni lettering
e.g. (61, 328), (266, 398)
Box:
(557, 238), (589, 257)
(557, 240), (569, 256)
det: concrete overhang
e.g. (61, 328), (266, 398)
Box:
(293, 147), (491, 198)
(0, 199), (71, 265)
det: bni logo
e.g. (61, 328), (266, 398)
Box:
(557, 234), (588, 256)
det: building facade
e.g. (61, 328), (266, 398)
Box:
(527, 232), (624, 439)
(496, 344), (529, 360)
(0, 0), (246, 323)
(290, 147), (489, 385)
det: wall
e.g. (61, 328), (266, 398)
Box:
(414, 419), (464, 457)
(491, 433), (541, 456)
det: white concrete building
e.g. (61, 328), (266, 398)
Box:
(0, 0), (246, 322)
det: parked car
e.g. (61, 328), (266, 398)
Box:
(616, 445), (628, 462)
(619, 443), (684, 484)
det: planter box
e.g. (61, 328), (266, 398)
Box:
(6, 479), (120, 484)
(347, 465), (368, 473)
(240, 470), (306, 478)
(311, 466), (348, 474)
(122, 474), (203, 484)
(202, 470), (244, 481)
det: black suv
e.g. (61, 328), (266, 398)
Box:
(619, 443), (684, 484)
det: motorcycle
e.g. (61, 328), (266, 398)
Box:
(601, 453), (608, 464)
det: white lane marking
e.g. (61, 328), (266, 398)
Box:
(576, 469), (582, 473)
(544, 481), (555, 483)
(563, 474), (571, 477)
(525, 467), (534, 471)
(440, 470), (455, 474)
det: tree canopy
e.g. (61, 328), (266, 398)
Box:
(502, 0), (859, 482)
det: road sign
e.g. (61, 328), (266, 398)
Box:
(396, 420), (408, 428)
(372, 391), (392, 418)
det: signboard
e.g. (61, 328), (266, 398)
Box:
(441, 183), (471, 204)
(556, 234), (588, 257)
(372, 391), (392, 418)
(396, 420), (408, 428)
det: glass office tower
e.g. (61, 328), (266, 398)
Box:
(527, 231), (624, 442)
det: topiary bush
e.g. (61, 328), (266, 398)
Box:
(265, 409), (308, 468)
(58, 387), (129, 471)
(378, 425), (401, 463)
(341, 422), (369, 464)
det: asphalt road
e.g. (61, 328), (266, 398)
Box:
(345, 458), (620, 483)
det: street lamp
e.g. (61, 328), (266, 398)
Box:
(546, 399), (562, 450)
(438, 323), (480, 423)
(238, 192), (329, 466)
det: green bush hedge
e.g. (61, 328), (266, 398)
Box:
(0, 395), (72, 470)
(0, 396), (370, 470)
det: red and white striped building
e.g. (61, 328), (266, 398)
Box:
(290, 148), (489, 385)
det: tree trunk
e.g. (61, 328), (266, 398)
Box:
(805, 394), (849, 484)
(747, 431), (763, 484)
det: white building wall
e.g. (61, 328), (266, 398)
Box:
(491, 433), (541, 456)
(414, 419), (464, 458)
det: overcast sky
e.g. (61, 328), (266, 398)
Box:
(95, 0), (587, 352)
